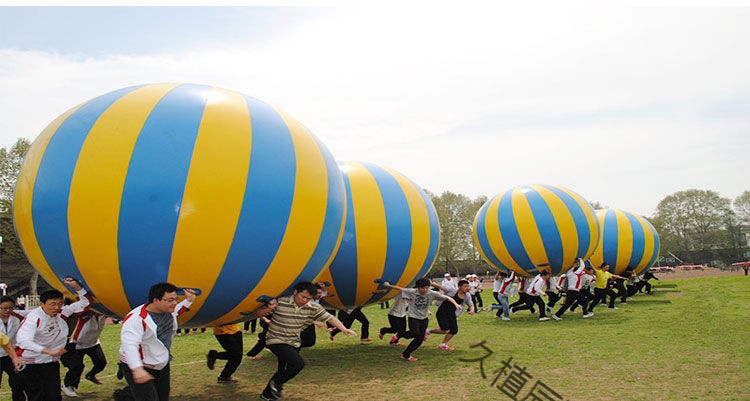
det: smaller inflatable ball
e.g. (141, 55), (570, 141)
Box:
(315, 161), (440, 309)
(589, 209), (660, 275)
(14, 83), (346, 326)
(473, 184), (600, 277)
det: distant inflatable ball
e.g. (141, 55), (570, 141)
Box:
(473, 184), (600, 277)
(589, 209), (660, 275)
(13, 83), (346, 326)
(315, 161), (440, 309)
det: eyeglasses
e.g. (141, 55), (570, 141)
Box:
(160, 298), (179, 303)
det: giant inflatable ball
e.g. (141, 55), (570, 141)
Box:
(589, 209), (660, 275)
(315, 161), (440, 309)
(473, 184), (600, 277)
(14, 83), (346, 326)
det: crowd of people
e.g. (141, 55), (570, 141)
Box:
(0, 261), (664, 401)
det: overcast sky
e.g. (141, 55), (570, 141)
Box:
(1, 5), (748, 217)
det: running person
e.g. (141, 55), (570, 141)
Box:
(381, 278), (461, 361)
(260, 281), (354, 401)
(428, 279), (474, 350)
(379, 292), (411, 345)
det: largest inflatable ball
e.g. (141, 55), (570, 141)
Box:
(13, 83), (346, 327)
(473, 184), (600, 277)
(315, 161), (440, 309)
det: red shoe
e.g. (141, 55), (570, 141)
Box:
(390, 341), (404, 346)
(438, 344), (455, 351)
(378, 334), (384, 340)
(400, 355), (418, 362)
(390, 335), (399, 343)
(423, 330), (431, 342)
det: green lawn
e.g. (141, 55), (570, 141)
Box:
(5, 275), (749, 400)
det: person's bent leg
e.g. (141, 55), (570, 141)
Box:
(268, 344), (305, 386)
(61, 345), (84, 389)
(533, 297), (547, 317)
(218, 332), (243, 379)
(84, 344), (108, 379)
(402, 318), (427, 358)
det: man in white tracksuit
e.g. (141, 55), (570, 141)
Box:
(16, 278), (91, 401)
(524, 271), (550, 321)
(119, 283), (197, 401)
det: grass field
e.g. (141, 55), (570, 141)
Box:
(4, 274), (749, 401)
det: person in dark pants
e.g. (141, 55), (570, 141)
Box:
(0, 296), (28, 401)
(0, 332), (22, 400)
(119, 283), (197, 401)
(618, 268), (635, 303)
(379, 292), (410, 345)
(428, 279), (475, 350)
(61, 310), (108, 395)
(329, 307), (371, 342)
(207, 324), (243, 383)
(520, 270), (550, 321)
(16, 278), (90, 401)
(553, 259), (593, 320)
(636, 270), (660, 294)
(381, 278), (461, 361)
(508, 277), (536, 315)
(544, 274), (562, 313)
(586, 263), (626, 314)
(243, 319), (257, 334)
(261, 282), (354, 401)
(246, 317), (271, 359)
(208, 299), (276, 383)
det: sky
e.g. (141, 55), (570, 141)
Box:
(0, 4), (748, 217)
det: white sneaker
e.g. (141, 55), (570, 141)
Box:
(539, 317), (550, 321)
(61, 385), (78, 397)
(552, 315), (562, 321)
(583, 312), (593, 318)
(501, 317), (510, 321)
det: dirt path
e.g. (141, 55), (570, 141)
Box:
(652, 267), (748, 280)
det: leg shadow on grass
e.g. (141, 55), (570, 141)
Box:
(630, 299), (673, 304)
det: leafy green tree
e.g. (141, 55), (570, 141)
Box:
(0, 138), (30, 213)
(428, 190), (486, 276)
(652, 189), (736, 263)
(0, 138), (38, 294)
(734, 190), (750, 225)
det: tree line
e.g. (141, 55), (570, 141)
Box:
(0, 138), (747, 294)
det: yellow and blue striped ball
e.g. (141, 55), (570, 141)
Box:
(315, 161), (440, 309)
(473, 184), (600, 277)
(13, 83), (346, 327)
(589, 209), (660, 275)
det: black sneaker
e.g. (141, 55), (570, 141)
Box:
(218, 376), (238, 383)
(269, 380), (283, 398)
(206, 351), (217, 370)
(260, 394), (277, 401)
(85, 374), (103, 384)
